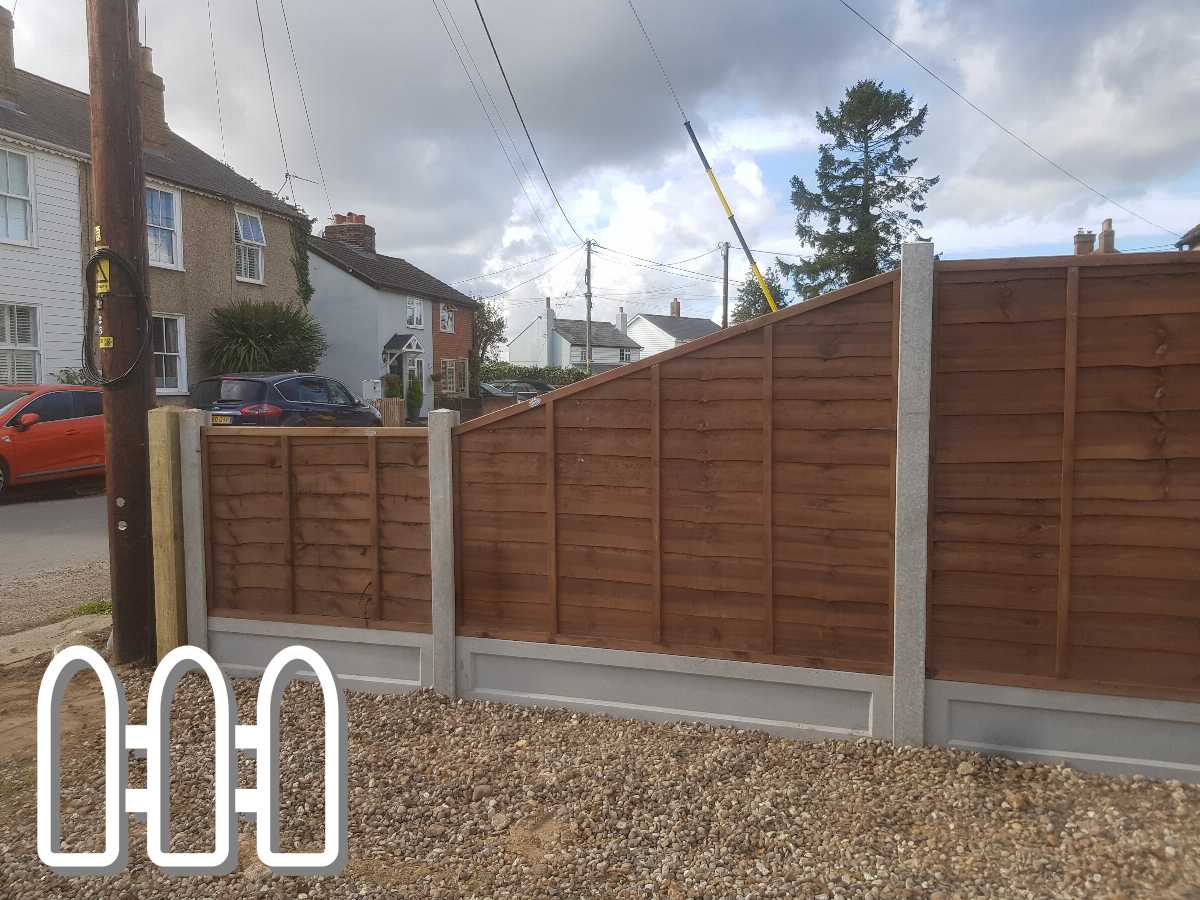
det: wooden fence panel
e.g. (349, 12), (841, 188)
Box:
(928, 258), (1200, 700)
(455, 273), (899, 674)
(204, 426), (431, 631)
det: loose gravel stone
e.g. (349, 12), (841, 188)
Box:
(2, 669), (1198, 898)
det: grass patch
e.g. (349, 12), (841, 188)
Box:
(74, 599), (112, 616)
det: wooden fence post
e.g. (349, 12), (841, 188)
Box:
(149, 406), (185, 661)
(179, 410), (209, 650)
(428, 409), (460, 696)
(892, 241), (936, 745)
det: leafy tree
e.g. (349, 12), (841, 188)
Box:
(781, 80), (938, 298)
(469, 299), (506, 396)
(730, 265), (790, 325)
(201, 300), (328, 375)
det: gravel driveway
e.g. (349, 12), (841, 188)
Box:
(2, 667), (1198, 899)
(0, 560), (110, 635)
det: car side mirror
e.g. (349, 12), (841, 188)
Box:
(16, 412), (40, 430)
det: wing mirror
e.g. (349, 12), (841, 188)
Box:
(16, 412), (40, 430)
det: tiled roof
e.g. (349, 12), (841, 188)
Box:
(0, 68), (302, 220)
(632, 313), (721, 342)
(308, 235), (476, 308)
(552, 318), (642, 350)
(1177, 223), (1200, 250)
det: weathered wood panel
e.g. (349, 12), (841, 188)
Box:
(929, 259), (1200, 700)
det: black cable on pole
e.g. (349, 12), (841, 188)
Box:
(253, 0), (293, 203)
(204, 0), (227, 164)
(82, 248), (152, 387)
(625, 0), (686, 122)
(593, 244), (722, 280)
(279, 0), (334, 219)
(478, 245), (583, 300)
(833, 0), (1181, 239)
(451, 247), (571, 285)
(431, 0), (557, 248)
(473, 0), (585, 243)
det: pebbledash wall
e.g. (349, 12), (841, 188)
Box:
(165, 243), (1200, 782)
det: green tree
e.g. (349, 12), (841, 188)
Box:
(469, 299), (507, 396)
(730, 265), (790, 325)
(201, 300), (328, 375)
(781, 80), (938, 298)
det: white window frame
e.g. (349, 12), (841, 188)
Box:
(439, 303), (455, 333)
(152, 313), (188, 396)
(406, 296), (424, 328)
(620, 347), (633, 362)
(145, 182), (183, 271)
(0, 302), (42, 384)
(234, 208), (266, 284)
(0, 145), (36, 248)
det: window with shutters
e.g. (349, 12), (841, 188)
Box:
(233, 210), (266, 283)
(0, 304), (39, 384)
(152, 314), (188, 394)
(1, 148), (33, 245)
(146, 184), (182, 269)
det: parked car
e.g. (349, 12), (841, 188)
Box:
(480, 379), (555, 401)
(191, 373), (384, 427)
(0, 384), (105, 495)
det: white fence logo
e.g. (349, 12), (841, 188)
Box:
(37, 644), (347, 876)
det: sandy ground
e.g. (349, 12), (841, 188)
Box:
(0, 559), (110, 636)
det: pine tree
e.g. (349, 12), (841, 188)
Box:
(730, 265), (790, 325)
(780, 80), (938, 298)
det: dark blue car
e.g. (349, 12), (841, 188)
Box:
(191, 373), (384, 427)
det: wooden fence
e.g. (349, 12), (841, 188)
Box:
(454, 272), (900, 675)
(204, 426), (431, 631)
(928, 256), (1200, 700)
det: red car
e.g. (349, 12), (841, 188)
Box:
(0, 384), (106, 495)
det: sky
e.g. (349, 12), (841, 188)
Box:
(8, 0), (1199, 346)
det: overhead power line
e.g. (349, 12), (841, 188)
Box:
(833, 0), (1182, 239)
(431, 0), (557, 247)
(473, 0), (585, 243)
(594, 244), (722, 280)
(451, 247), (576, 284)
(478, 244), (583, 300)
(279, 0), (334, 219)
(625, 0), (686, 122)
(253, 0), (294, 203)
(204, 0), (227, 164)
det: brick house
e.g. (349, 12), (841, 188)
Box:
(0, 8), (306, 396)
(308, 214), (475, 412)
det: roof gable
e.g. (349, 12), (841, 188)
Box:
(631, 313), (722, 342)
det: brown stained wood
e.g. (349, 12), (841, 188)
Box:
(557, 426), (652, 458)
(933, 541), (1059, 577)
(556, 398), (652, 429)
(201, 430), (215, 612)
(280, 435), (294, 614)
(774, 462), (892, 497)
(546, 400), (559, 637)
(773, 493), (891, 530)
(933, 462), (1061, 500)
(368, 435), (381, 621)
(936, 275), (1067, 324)
(206, 425), (426, 438)
(652, 362), (662, 643)
(660, 377), (762, 402)
(772, 374), (894, 401)
(937, 320), (1065, 373)
(936, 250), (1200, 271)
(462, 481), (548, 513)
(557, 454), (654, 488)
(928, 633), (1057, 680)
(1055, 268), (1079, 678)
(774, 526), (892, 569)
(289, 439), (369, 467)
(1079, 314), (1200, 368)
(936, 370), (1064, 416)
(1068, 612), (1200, 656)
(661, 428), (762, 462)
(772, 322), (892, 360)
(763, 325), (775, 654)
(930, 571), (1058, 612)
(889, 275), (901, 664)
(459, 450), (547, 483)
(773, 399), (895, 431)
(1079, 267), (1200, 318)
(558, 577), (655, 613)
(932, 513), (1059, 546)
(660, 399), (763, 430)
(1078, 365), (1200, 413)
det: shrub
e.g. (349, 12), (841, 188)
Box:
(382, 374), (404, 398)
(477, 361), (590, 386)
(201, 300), (328, 375)
(406, 371), (423, 420)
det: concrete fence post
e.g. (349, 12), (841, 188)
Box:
(179, 410), (209, 650)
(892, 241), (936, 745)
(427, 409), (460, 696)
(148, 406), (185, 660)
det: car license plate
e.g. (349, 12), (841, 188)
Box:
(211, 415), (233, 425)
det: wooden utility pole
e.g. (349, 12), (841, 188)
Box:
(87, 0), (156, 663)
(584, 239), (593, 375)
(721, 241), (730, 328)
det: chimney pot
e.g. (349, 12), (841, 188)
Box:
(1074, 228), (1096, 256)
(1097, 218), (1116, 254)
(670, 297), (680, 317)
(324, 211), (377, 254)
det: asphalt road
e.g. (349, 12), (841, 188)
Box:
(0, 481), (108, 578)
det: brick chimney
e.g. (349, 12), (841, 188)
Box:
(324, 212), (377, 255)
(617, 306), (627, 334)
(1074, 228), (1096, 256)
(139, 46), (170, 149)
(0, 6), (16, 106)
(670, 297), (680, 317)
(1097, 218), (1116, 254)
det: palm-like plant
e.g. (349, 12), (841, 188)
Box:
(201, 300), (328, 375)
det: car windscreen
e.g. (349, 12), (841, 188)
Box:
(0, 390), (31, 419)
(192, 379), (266, 407)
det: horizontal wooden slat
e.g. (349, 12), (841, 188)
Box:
(773, 322), (891, 359)
(556, 399), (651, 429)
(937, 320), (1065, 372)
(936, 369), (1063, 416)
(936, 276), (1066, 324)
(927, 634), (1055, 679)
(460, 450), (546, 483)
(662, 520), (765, 559)
(774, 526), (891, 568)
(775, 462), (891, 497)
(1079, 314), (1200, 367)
(557, 453), (653, 488)
(930, 571), (1058, 612)
(932, 541), (1058, 576)
(557, 427), (651, 457)
(661, 428), (761, 461)
(460, 509), (547, 544)
(557, 483), (651, 518)
(1078, 268), (1200, 318)
(932, 513), (1058, 546)
(773, 374), (893, 401)
(658, 459), (763, 493)
(559, 513), (653, 551)
(773, 399), (894, 431)
(773, 623), (889, 666)
(1078, 365), (1200, 412)
(773, 493), (891, 530)
(934, 414), (1062, 463)
(773, 561), (889, 604)
(661, 399), (763, 430)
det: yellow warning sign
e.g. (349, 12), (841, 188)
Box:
(94, 259), (111, 296)
(98, 336), (114, 349)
